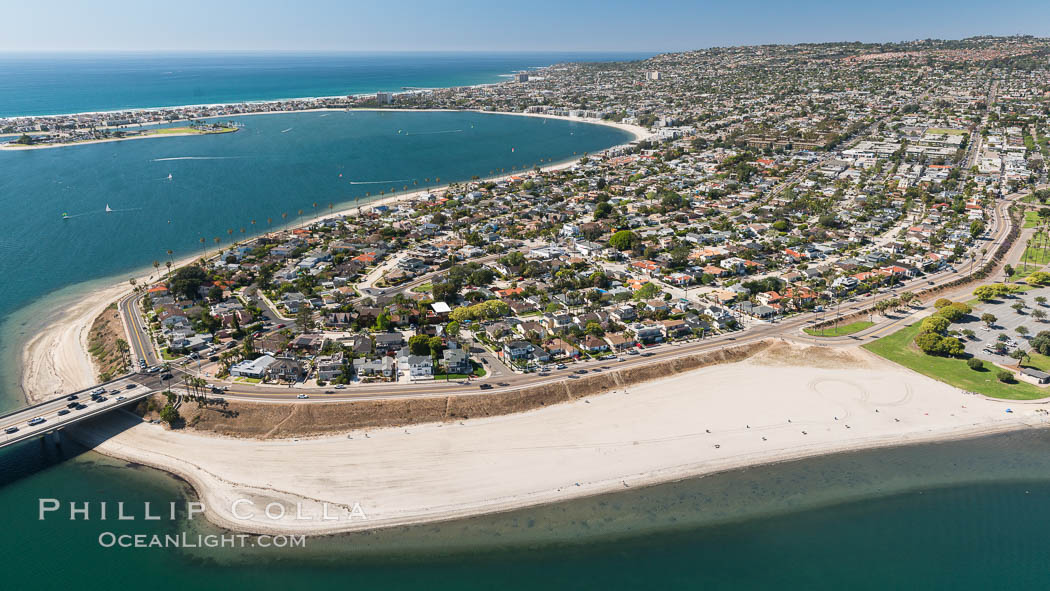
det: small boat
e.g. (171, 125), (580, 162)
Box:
(105, 204), (113, 213)
(62, 212), (69, 220)
(167, 173), (173, 180)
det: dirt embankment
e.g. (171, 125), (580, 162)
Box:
(87, 303), (129, 382)
(172, 339), (773, 439)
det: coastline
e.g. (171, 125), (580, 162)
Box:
(14, 109), (648, 404)
(66, 343), (1047, 536)
(0, 128), (237, 151)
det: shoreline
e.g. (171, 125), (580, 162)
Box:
(1, 128), (237, 151)
(66, 343), (1048, 536)
(14, 109), (648, 404)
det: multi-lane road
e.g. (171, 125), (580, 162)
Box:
(0, 375), (153, 449)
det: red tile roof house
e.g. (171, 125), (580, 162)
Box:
(702, 264), (729, 278)
(665, 272), (693, 286)
(630, 260), (662, 276)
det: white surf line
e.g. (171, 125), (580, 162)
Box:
(347, 179), (414, 185)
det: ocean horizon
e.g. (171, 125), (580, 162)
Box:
(0, 51), (653, 118)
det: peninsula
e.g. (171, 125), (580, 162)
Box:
(10, 36), (1050, 537)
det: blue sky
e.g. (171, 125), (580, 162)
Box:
(5, 0), (1050, 52)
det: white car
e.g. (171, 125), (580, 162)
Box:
(296, 394), (309, 399)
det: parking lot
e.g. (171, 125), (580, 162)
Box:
(962, 285), (1050, 363)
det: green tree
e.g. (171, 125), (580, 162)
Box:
(609, 230), (640, 252)
(408, 334), (431, 356)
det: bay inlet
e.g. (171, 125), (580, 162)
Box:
(0, 110), (634, 408)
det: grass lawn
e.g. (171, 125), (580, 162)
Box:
(1022, 351), (1050, 373)
(804, 320), (875, 337)
(1009, 263), (1044, 282)
(1024, 210), (1043, 228)
(160, 348), (182, 361)
(862, 322), (1049, 400)
(411, 282), (432, 293)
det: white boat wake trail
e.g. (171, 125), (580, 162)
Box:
(403, 129), (463, 136)
(151, 156), (240, 162)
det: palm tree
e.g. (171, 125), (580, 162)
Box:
(165, 260), (172, 279)
(199, 237), (207, 258)
(166, 249), (174, 270)
(153, 260), (160, 277)
(115, 339), (130, 370)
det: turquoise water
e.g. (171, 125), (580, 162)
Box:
(3, 429), (1050, 589)
(0, 110), (632, 406)
(0, 52), (650, 118)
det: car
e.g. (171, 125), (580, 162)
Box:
(4, 426), (18, 434)
(324, 390), (334, 394)
(276, 323), (286, 329)
(148, 366), (161, 373)
(334, 384), (346, 389)
(539, 372), (550, 376)
(92, 387), (105, 395)
(576, 369), (588, 374)
(296, 394), (309, 399)
(67, 394), (78, 401)
(126, 383), (137, 389)
(116, 396), (126, 401)
(209, 355), (220, 362)
(27, 417), (45, 426)
(96, 397), (107, 403)
(66, 402), (78, 409)
(556, 364), (567, 370)
(57, 409), (70, 416)
(618, 357), (626, 362)
(627, 349), (639, 356)
(481, 358), (488, 364)
(642, 352), (655, 357)
(479, 383), (493, 390)
(75, 404), (87, 410)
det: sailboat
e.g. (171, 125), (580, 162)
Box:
(105, 204), (113, 213)
(167, 173), (173, 180)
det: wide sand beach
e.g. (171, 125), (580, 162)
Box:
(69, 343), (1047, 535)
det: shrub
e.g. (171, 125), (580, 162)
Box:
(920, 315), (951, 335)
(967, 358), (984, 371)
(997, 370), (1015, 383)
(934, 298), (953, 309)
(937, 302), (971, 322)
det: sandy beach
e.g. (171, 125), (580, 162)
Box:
(15, 110), (648, 402)
(69, 343), (1047, 535)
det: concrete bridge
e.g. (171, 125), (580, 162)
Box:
(0, 375), (155, 449)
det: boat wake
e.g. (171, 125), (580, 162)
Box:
(281, 128), (293, 133)
(403, 129), (463, 136)
(347, 179), (413, 185)
(151, 156), (240, 162)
